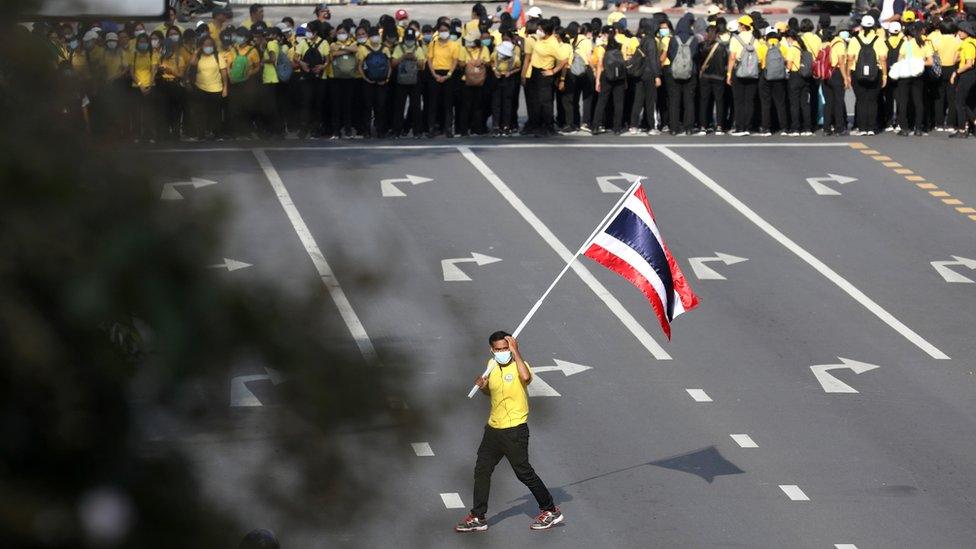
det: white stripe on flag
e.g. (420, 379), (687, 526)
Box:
(618, 194), (686, 318)
(592, 232), (670, 317)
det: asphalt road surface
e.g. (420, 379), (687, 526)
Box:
(142, 133), (976, 547)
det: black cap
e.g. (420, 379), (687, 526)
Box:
(404, 27), (417, 41)
(959, 21), (975, 36)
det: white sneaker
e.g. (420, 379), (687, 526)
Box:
(800, 131), (814, 136)
(784, 131), (799, 137)
(851, 129), (864, 136)
(865, 130), (876, 136)
(730, 130), (750, 137)
(757, 131), (772, 137)
(713, 130), (726, 136)
(646, 129), (661, 136)
(694, 130), (707, 136)
(623, 128), (643, 137)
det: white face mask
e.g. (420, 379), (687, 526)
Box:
(202, 45), (215, 55)
(106, 40), (118, 49)
(150, 38), (161, 48)
(337, 33), (348, 41)
(369, 35), (381, 44)
(536, 29), (545, 39)
(439, 30), (450, 40)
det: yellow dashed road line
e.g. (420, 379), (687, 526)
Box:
(850, 142), (975, 223)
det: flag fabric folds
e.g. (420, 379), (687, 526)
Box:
(583, 182), (699, 339)
(506, 0), (525, 27)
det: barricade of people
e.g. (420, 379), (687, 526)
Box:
(43, 2), (976, 141)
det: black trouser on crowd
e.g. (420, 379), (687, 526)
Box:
(392, 82), (422, 135)
(523, 74), (537, 131)
(258, 82), (281, 137)
(880, 79), (896, 129)
(133, 87), (155, 140)
(229, 78), (259, 137)
(191, 88), (222, 139)
(732, 75), (758, 132)
(299, 76), (322, 136)
(666, 71), (696, 133)
(933, 64), (957, 129)
(330, 77), (356, 135)
(853, 78), (880, 132)
(896, 76), (924, 132)
(578, 68), (596, 128)
(362, 81), (389, 137)
(788, 73), (812, 132)
(459, 83), (486, 135)
(954, 70), (975, 130)
(491, 74), (519, 131)
(760, 76), (787, 132)
(560, 72), (580, 130)
(630, 75), (658, 130)
(156, 79), (184, 140)
(427, 69), (455, 135)
(593, 75), (626, 131)
(810, 79), (822, 130)
(699, 76), (726, 131)
(533, 74), (555, 134)
(471, 423), (554, 518)
(823, 70), (847, 132)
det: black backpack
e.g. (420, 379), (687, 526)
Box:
(301, 39), (324, 77)
(604, 48), (626, 82)
(854, 36), (879, 83)
(624, 45), (644, 78)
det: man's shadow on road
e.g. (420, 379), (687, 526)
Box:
(489, 446), (744, 525)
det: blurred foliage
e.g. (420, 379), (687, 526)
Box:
(0, 7), (416, 548)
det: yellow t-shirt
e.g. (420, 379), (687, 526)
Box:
(846, 32), (888, 71)
(801, 32), (822, 56)
(960, 38), (976, 65)
(590, 43), (605, 70)
(556, 42), (572, 67)
(784, 43), (802, 72)
(159, 51), (184, 81)
(933, 33), (961, 66)
(757, 39), (788, 70)
(230, 45), (261, 82)
(101, 48), (127, 81)
(828, 37), (846, 68)
(130, 50), (157, 87)
(530, 35), (560, 70)
(491, 44), (522, 73)
(458, 45), (489, 64)
(523, 35), (537, 76)
(658, 35), (671, 67)
(897, 38), (933, 62)
(427, 38), (460, 71)
(261, 40), (280, 84)
(392, 43), (426, 70)
(195, 52), (227, 92)
(729, 32), (756, 58)
(574, 37), (593, 65)
(486, 359), (532, 429)
(328, 38), (358, 79)
(464, 19), (481, 36)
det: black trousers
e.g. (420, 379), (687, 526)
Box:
(732, 76), (758, 132)
(191, 88), (222, 139)
(491, 75), (519, 130)
(523, 74), (538, 131)
(823, 70), (847, 132)
(880, 78), (897, 129)
(853, 78), (880, 132)
(788, 73), (812, 132)
(896, 76), (924, 132)
(579, 68), (596, 127)
(427, 69), (455, 135)
(471, 423), (554, 518)
(760, 76), (787, 132)
(933, 64), (957, 129)
(459, 83), (485, 134)
(329, 78), (356, 134)
(630, 75), (658, 130)
(593, 75), (626, 131)
(258, 83), (281, 137)
(362, 81), (389, 136)
(560, 72), (580, 130)
(954, 70), (975, 130)
(666, 70), (696, 133)
(699, 77), (726, 130)
(156, 79), (184, 140)
(533, 74), (556, 133)
(392, 82), (422, 134)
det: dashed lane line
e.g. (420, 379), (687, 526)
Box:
(835, 545), (859, 549)
(779, 485), (810, 501)
(686, 389), (713, 402)
(655, 145), (950, 360)
(730, 434), (758, 448)
(411, 442), (435, 457)
(440, 493), (465, 509)
(458, 146), (672, 361)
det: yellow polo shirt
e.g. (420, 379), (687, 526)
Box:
(933, 33), (961, 65)
(847, 32), (888, 71)
(486, 359), (533, 429)
(961, 37), (976, 65)
(530, 35), (560, 70)
(427, 38), (460, 71)
(195, 52), (226, 92)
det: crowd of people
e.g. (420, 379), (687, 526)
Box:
(44, 2), (976, 141)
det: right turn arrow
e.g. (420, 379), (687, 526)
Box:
(595, 172), (642, 194)
(441, 252), (502, 282)
(930, 256), (976, 283)
(810, 357), (879, 393)
(806, 173), (857, 196)
(380, 174), (432, 197)
(688, 252), (749, 280)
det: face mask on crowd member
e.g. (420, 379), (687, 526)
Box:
(659, 26), (670, 37)
(106, 37), (118, 50)
(150, 36), (161, 49)
(356, 28), (368, 44)
(136, 37), (149, 52)
(369, 30), (381, 44)
(336, 30), (348, 41)
(438, 28), (450, 41)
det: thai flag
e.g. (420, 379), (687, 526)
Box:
(583, 182), (699, 340)
(506, 0), (525, 28)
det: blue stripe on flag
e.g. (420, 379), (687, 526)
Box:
(604, 208), (675, 320)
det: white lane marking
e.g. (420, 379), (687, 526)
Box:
(440, 493), (465, 509)
(252, 149), (380, 366)
(835, 545), (858, 549)
(654, 145), (950, 361)
(686, 389), (712, 402)
(805, 173), (858, 196)
(441, 252), (503, 282)
(458, 146), (671, 360)
(380, 174), (432, 197)
(810, 357), (880, 393)
(527, 376), (561, 397)
(730, 434), (758, 448)
(151, 143), (856, 153)
(411, 442), (435, 457)
(688, 252), (749, 280)
(207, 258), (252, 272)
(930, 256), (976, 284)
(160, 177), (218, 199)
(779, 485), (810, 501)
(229, 367), (287, 407)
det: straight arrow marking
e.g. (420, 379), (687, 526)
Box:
(207, 258), (252, 271)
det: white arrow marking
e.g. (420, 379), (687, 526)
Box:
(380, 174), (432, 197)
(229, 367), (287, 407)
(806, 173), (857, 196)
(930, 255), (976, 283)
(688, 252), (749, 280)
(207, 258), (252, 272)
(595, 172), (642, 194)
(441, 252), (502, 282)
(160, 177), (218, 200)
(779, 485), (810, 501)
(810, 357), (880, 393)
(527, 359), (593, 398)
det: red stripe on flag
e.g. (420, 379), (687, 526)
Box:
(584, 243), (673, 340)
(634, 186), (701, 313)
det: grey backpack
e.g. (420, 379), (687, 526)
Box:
(397, 45), (419, 85)
(670, 36), (694, 80)
(798, 48), (814, 78)
(570, 42), (587, 76)
(764, 45), (787, 81)
(734, 35), (759, 79)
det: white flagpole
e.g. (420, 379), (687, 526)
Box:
(467, 176), (644, 398)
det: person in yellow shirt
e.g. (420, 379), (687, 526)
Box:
(784, 30), (814, 135)
(426, 20), (460, 137)
(455, 332), (562, 533)
(208, 6), (232, 50)
(847, 15), (887, 134)
(592, 26), (627, 134)
(490, 34), (522, 134)
(880, 22), (904, 130)
(153, 6), (182, 35)
(227, 28), (262, 137)
(328, 23), (359, 137)
(525, 19), (566, 136)
(254, 29), (282, 138)
(822, 23), (851, 135)
(521, 18), (540, 133)
(188, 35), (228, 140)
(757, 28), (788, 135)
(391, 27), (425, 137)
(240, 4), (265, 30)
(573, 23), (596, 133)
(129, 33), (158, 142)
(949, 21), (975, 137)
(932, 19), (962, 130)
(157, 27), (187, 140)
(466, 3), (488, 37)
(726, 15), (759, 135)
(357, 26), (392, 138)
(458, 30), (490, 135)
(894, 23), (934, 135)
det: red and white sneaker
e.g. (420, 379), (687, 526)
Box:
(454, 514), (488, 532)
(530, 507), (564, 530)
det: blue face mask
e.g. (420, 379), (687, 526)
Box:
(493, 351), (512, 365)
(481, 38), (492, 47)
(659, 28), (670, 38)
(839, 30), (850, 40)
